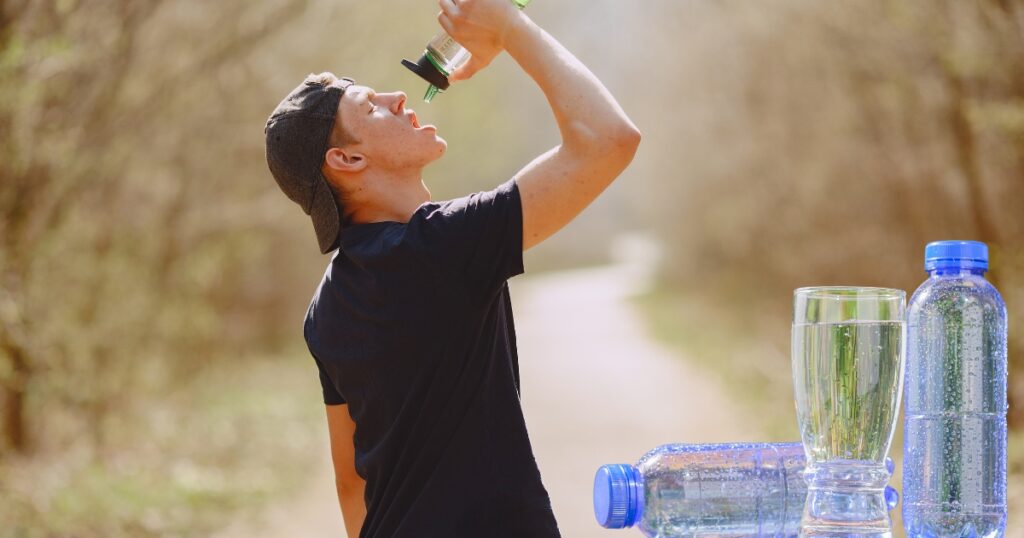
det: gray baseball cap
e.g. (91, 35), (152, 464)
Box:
(265, 73), (355, 254)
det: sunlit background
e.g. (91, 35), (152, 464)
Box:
(1, 0), (1022, 536)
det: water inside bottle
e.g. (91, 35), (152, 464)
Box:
(638, 445), (805, 536)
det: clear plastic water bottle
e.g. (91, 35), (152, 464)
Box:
(402, 0), (532, 102)
(903, 240), (1008, 538)
(594, 443), (898, 537)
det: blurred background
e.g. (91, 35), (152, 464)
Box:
(1, 0), (1022, 536)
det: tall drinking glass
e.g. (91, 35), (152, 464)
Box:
(792, 287), (906, 537)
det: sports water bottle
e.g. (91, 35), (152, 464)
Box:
(402, 0), (532, 102)
(903, 240), (1008, 538)
(594, 443), (898, 537)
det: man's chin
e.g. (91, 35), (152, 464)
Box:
(433, 136), (448, 155)
(415, 139), (446, 168)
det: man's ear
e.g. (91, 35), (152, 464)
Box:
(325, 147), (367, 174)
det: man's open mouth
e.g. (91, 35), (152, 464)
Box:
(409, 111), (420, 128)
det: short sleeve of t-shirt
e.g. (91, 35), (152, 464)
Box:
(305, 319), (346, 405)
(421, 178), (525, 299)
(315, 354), (346, 405)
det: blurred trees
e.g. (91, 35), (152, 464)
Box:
(633, 0), (1024, 423)
(0, 0), (312, 456)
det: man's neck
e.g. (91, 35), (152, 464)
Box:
(348, 169), (431, 225)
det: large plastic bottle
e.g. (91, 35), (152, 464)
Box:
(903, 240), (1008, 538)
(594, 442), (898, 537)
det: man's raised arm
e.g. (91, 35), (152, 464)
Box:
(439, 0), (641, 251)
(505, 13), (641, 250)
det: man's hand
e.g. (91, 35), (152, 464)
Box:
(437, 0), (525, 82)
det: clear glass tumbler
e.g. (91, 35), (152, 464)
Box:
(792, 287), (906, 537)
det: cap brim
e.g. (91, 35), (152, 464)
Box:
(310, 173), (341, 254)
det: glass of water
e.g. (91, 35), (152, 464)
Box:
(792, 287), (906, 538)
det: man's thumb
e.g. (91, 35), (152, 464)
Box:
(449, 56), (487, 83)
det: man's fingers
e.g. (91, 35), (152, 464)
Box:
(438, 0), (459, 17)
(437, 11), (455, 35)
(449, 56), (486, 83)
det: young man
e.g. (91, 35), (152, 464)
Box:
(264, 0), (639, 536)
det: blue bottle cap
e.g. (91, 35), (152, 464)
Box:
(593, 464), (643, 529)
(924, 240), (988, 271)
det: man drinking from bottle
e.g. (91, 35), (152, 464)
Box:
(263, 0), (640, 535)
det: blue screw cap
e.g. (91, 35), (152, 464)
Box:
(593, 464), (643, 529)
(924, 240), (988, 271)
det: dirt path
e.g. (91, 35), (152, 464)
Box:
(511, 234), (758, 537)
(217, 233), (759, 537)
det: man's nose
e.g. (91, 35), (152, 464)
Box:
(388, 92), (407, 113)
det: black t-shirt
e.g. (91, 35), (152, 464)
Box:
(303, 178), (562, 538)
